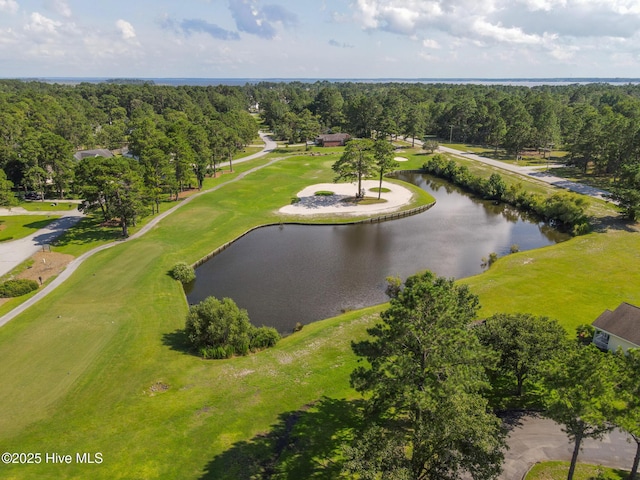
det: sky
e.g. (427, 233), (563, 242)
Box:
(1, 0), (640, 79)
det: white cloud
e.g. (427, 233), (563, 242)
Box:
(48, 0), (72, 18)
(0, 0), (18, 14)
(25, 12), (62, 35)
(422, 38), (440, 49)
(116, 20), (137, 40)
(472, 18), (546, 45)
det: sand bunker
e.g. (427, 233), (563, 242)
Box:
(279, 180), (413, 216)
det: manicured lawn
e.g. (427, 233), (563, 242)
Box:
(526, 461), (629, 479)
(0, 215), (60, 242)
(17, 201), (79, 212)
(0, 146), (635, 479)
(461, 229), (640, 333)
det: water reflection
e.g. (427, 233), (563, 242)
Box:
(187, 173), (568, 333)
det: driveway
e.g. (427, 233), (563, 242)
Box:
(501, 414), (635, 479)
(0, 208), (83, 277)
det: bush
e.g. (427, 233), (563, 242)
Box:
(250, 326), (280, 350)
(0, 279), (39, 297)
(169, 262), (195, 284)
(185, 296), (279, 358)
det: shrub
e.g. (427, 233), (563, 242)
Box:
(250, 326), (280, 350)
(0, 279), (39, 297)
(169, 262), (195, 284)
(185, 296), (279, 358)
(314, 190), (334, 196)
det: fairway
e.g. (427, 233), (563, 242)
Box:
(0, 149), (637, 479)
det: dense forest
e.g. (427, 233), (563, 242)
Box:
(2, 80), (640, 220)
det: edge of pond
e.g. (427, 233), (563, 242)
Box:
(191, 170), (435, 269)
(193, 201), (436, 268)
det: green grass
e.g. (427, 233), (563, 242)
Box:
(0, 147), (636, 479)
(0, 215), (61, 242)
(461, 230), (640, 333)
(526, 461), (629, 479)
(16, 201), (79, 212)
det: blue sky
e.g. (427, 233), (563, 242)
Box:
(1, 0), (639, 78)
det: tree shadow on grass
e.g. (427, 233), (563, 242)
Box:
(161, 329), (196, 356)
(199, 397), (364, 480)
(52, 216), (122, 248)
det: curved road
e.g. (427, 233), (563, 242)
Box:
(0, 208), (84, 277)
(0, 132), (277, 327)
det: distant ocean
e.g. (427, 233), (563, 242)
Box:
(7, 77), (640, 87)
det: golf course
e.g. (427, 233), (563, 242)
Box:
(0, 142), (638, 479)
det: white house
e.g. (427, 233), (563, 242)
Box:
(592, 302), (640, 353)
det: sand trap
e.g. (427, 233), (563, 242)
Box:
(394, 156), (408, 162)
(279, 180), (413, 216)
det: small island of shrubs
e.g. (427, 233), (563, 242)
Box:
(185, 296), (280, 359)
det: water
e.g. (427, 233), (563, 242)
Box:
(186, 173), (567, 333)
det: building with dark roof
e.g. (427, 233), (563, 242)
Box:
(316, 133), (351, 147)
(592, 302), (640, 352)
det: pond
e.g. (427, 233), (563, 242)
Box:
(186, 173), (568, 334)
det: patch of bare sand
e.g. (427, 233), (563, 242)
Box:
(0, 251), (75, 307)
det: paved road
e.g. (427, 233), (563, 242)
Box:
(0, 208), (84, 277)
(501, 414), (635, 479)
(402, 137), (614, 203)
(438, 145), (613, 202)
(0, 132), (277, 327)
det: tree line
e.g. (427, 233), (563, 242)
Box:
(0, 80), (258, 235)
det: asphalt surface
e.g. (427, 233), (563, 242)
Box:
(0, 208), (84, 277)
(438, 145), (614, 202)
(501, 414), (635, 479)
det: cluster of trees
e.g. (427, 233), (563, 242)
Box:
(332, 138), (396, 199)
(0, 80), (258, 216)
(345, 271), (640, 480)
(423, 154), (590, 234)
(185, 296), (280, 359)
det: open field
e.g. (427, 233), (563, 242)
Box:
(0, 147), (637, 478)
(0, 215), (60, 243)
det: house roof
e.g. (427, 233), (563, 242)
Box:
(74, 149), (114, 161)
(592, 302), (640, 346)
(317, 133), (350, 142)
